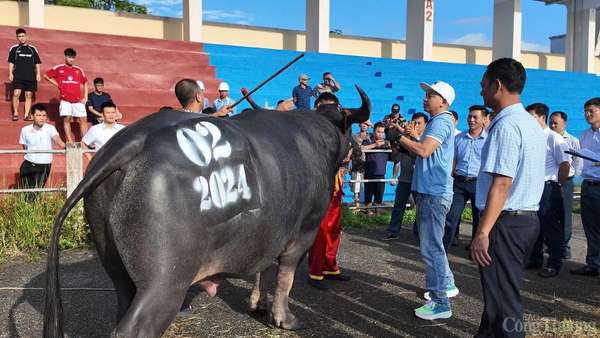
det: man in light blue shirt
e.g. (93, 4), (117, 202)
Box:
(570, 97), (600, 277)
(471, 58), (545, 338)
(443, 105), (488, 249)
(396, 80), (457, 320)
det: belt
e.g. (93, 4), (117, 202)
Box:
(455, 175), (477, 182)
(544, 181), (560, 186)
(585, 180), (600, 186)
(499, 210), (537, 217)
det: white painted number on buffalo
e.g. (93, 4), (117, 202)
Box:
(177, 122), (251, 211)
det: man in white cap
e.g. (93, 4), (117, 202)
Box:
(213, 81), (235, 115)
(196, 80), (210, 110)
(395, 80), (457, 320)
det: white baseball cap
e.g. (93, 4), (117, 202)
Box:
(196, 80), (205, 91)
(218, 82), (230, 91)
(419, 81), (455, 106)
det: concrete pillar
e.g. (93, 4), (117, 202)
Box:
(492, 0), (522, 60)
(183, 0), (203, 42)
(66, 143), (83, 197)
(406, 0), (434, 61)
(565, 0), (596, 72)
(305, 0), (330, 52)
(28, 0), (44, 28)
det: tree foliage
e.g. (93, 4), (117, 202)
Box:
(45, 0), (148, 14)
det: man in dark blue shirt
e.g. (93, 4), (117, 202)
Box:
(86, 77), (118, 125)
(292, 73), (317, 110)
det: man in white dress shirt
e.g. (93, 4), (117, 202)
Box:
(526, 103), (570, 278)
(82, 101), (124, 150)
(19, 103), (65, 190)
(549, 111), (582, 259)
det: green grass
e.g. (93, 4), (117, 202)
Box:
(342, 205), (473, 230)
(0, 193), (89, 263)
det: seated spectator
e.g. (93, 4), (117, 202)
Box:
(19, 103), (65, 193)
(82, 102), (125, 150)
(292, 74), (317, 109)
(315, 71), (341, 95)
(213, 82), (235, 115)
(362, 122), (391, 215)
(87, 77), (122, 125)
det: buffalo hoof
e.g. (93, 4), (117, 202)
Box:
(247, 300), (269, 314)
(270, 313), (303, 330)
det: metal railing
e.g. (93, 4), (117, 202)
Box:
(346, 148), (582, 210)
(0, 144), (96, 196)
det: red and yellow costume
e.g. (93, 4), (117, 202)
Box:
(308, 169), (344, 280)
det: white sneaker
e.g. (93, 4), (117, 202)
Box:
(423, 285), (459, 301)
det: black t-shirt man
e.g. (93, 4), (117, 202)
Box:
(8, 44), (41, 91)
(86, 92), (112, 125)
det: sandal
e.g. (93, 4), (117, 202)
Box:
(12, 115), (18, 121)
(24, 115), (33, 121)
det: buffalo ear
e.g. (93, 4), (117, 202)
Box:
(344, 85), (371, 124)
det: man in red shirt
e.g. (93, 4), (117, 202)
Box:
(44, 48), (88, 142)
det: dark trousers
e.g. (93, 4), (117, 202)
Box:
(19, 160), (51, 189)
(476, 212), (539, 338)
(581, 181), (600, 269)
(529, 183), (565, 270)
(562, 177), (574, 257)
(443, 177), (479, 249)
(364, 175), (385, 204)
(387, 181), (413, 235)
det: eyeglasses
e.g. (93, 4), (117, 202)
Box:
(300, 78), (309, 81)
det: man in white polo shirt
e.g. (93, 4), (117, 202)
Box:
(526, 102), (570, 278)
(19, 103), (65, 189)
(82, 101), (124, 150)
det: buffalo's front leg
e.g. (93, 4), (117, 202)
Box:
(271, 263), (300, 330)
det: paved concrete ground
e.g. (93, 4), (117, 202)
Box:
(1, 216), (599, 337)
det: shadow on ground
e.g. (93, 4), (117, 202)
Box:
(2, 222), (599, 337)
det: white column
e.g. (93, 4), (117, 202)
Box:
(28, 0), (44, 28)
(492, 0), (522, 60)
(305, 0), (330, 52)
(565, 0), (596, 73)
(405, 0), (434, 61)
(183, 0), (203, 42)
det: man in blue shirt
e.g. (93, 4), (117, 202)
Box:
(396, 80), (457, 320)
(472, 58), (545, 338)
(292, 74), (317, 110)
(444, 105), (488, 249)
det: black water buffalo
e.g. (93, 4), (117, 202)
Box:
(44, 86), (370, 337)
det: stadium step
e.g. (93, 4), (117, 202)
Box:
(0, 24), (221, 188)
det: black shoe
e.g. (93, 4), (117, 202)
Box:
(564, 253), (572, 260)
(324, 274), (351, 281)
(525, 262), (542, 270)
(381, 233), (399, 241)
(538, 267), (559, 278)
(307, 278), (329, 290)
(570, 265), (600, 276)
